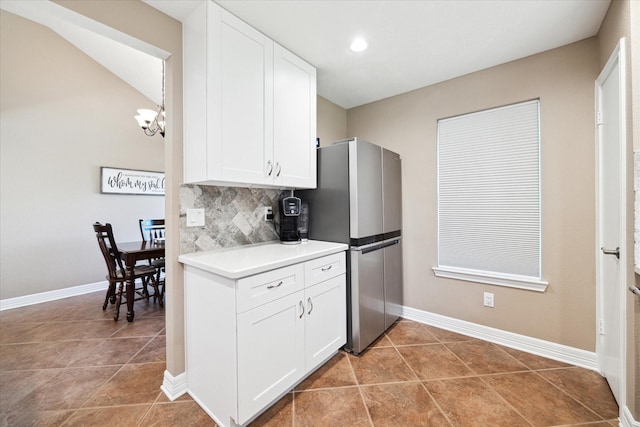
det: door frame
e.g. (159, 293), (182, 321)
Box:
(595, 37), (627, 409)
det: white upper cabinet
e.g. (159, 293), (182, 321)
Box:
(273, 44), (317, 188)
(212, 8), (272, 185)
(184, 1), (317, 189)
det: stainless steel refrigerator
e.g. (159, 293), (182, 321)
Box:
(298, 138), (402, 354)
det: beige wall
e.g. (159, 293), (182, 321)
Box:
(0, 11), (164, 299)
(50, 0), (186, 377)
(598, 0), (639, 418)
(348, 38), (600, 351)
(317, 96), (348, 146)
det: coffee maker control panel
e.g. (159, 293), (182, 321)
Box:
(282, 197), (302, 216)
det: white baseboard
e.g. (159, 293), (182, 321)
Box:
(401, 305), (599, 371)
(161, 369), (188, 401)
(0, 281), (108, 311)
(621, 405), (640, 427)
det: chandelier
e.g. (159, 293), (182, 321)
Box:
(135, 61), (165, 138)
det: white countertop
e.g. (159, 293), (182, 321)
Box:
(179, 240), (348, 279)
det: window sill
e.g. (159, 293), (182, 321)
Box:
(432, 266), (548, 292)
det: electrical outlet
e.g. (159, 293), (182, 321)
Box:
(483, 292), (494, 308)
(264, 206), (274, 221)
(186, 208), (205, 227)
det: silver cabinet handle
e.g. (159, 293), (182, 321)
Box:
(601, 247), (620, 259)
(275, 162), (282, 177)
(267, 281), (283, 289)
(307, 297), (313, 315)
(266, 160), (273, 176)
(299, 301), (304, 318)
(321, 265), (332, 272)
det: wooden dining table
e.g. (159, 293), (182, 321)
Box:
(118, 240), (165, 322)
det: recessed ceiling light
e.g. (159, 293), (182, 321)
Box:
(350, 37), (368, 53)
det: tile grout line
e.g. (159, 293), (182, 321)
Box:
(62, 317), (165, 425)
(345, 344), (375, 427)
(446, 340), (536, 426)
(388, 325), (455, 426)
(531, 369), (611, 422)
(291, 389), (296, 427)
(440, 340), (484, 377)
(402, 321), (537, 427)
(417, 381), (456, 427)
(137, 391), (165, 426)
(0, 291), (170, 426)
(475, 373), (536, 427)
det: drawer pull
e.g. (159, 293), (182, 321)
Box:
(267, 281), (283, 289)
(307, 297), (313, 315)
(321, 265), (332, 272)
(299, 301), (304, 318)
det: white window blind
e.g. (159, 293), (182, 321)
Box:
(434, 100), (547, 291)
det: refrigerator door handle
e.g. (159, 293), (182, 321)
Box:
(377, 239), (400, 250)
(357, 237), (400, 254)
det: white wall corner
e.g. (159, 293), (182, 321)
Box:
(161, 369), (188, 401)
(400, 305), (598, 371)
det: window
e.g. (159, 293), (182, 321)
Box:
(433, 99), (548, 292)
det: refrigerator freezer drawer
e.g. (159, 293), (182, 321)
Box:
(384, 239), (403, 329)
(348, 247), (385, 354)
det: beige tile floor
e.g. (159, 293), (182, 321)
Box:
(0, 291), (618, 426)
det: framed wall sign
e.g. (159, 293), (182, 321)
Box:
(100, 167), (165, 196)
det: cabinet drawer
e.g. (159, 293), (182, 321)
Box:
(304, 252), (346, 287)
(237, 263), (304, 313)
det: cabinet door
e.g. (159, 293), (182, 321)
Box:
(304, 274), (346, 371)
(209, 8), (273, 186)
(273, 43), (317, 189)
(237, 290), (305, 424)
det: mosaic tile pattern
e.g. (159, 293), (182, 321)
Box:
(179, 185), (284, 253)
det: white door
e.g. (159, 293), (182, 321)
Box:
(273, 43), (317, 188)
(236, 290), (305, 424)
(596, 39), (626, 406)
(304, 274), (346, 370)
(212, 7), (273, 185)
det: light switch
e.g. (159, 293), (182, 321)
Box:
(186, 208), (205, 227)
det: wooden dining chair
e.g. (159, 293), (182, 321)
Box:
(139, 219), (165, 241)
(139, 219), (165, 304)
(93, 222), (161, 321)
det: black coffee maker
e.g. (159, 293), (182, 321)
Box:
(278, 195), (309, 244)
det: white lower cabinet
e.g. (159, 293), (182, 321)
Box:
(184, 252), (346, 427)
(237, 290), (305, 422)
(304, 275), (347, 370)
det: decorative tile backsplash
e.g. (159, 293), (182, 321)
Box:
(180, 184), (284, 254)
